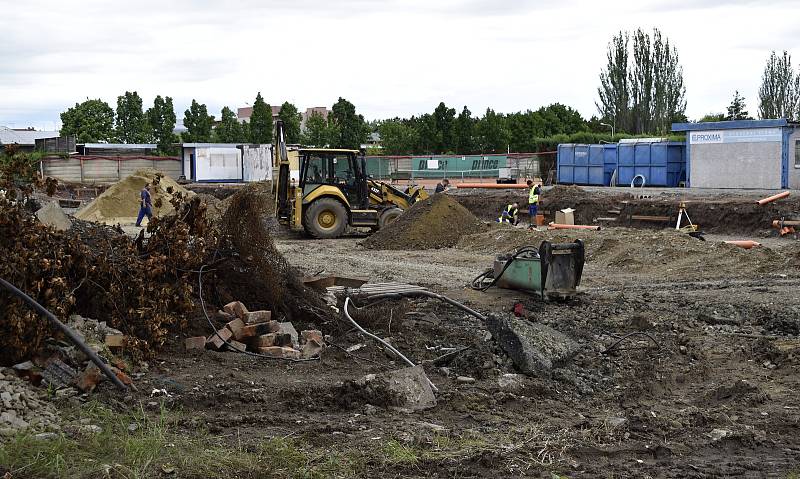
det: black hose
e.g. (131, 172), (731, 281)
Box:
(469, 245), (540, 292)
(601, 331), (660, 354)
(353, 290), (487, 323)
(0, 277), (128, 391)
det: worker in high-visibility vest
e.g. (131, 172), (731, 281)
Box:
(527, 180), (540, 227)
(498, 202), (520, 225)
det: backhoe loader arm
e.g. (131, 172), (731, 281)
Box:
(274, 120), (292, 221)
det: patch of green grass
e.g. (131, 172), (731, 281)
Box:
(382, 440), (419, 465)
(0, 402), (363, 479)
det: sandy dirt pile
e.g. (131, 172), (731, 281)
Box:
(363, 194), (483, 250)
(75, 169), (191, 224)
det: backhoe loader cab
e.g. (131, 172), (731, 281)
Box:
(274, 120), (429, 239)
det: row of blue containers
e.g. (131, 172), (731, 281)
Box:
(557, 142), (686, 187)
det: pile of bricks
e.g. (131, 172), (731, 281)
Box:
(185, 301), (324, 359)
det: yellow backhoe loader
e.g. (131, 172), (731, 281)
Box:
(274, 120), (428, 238)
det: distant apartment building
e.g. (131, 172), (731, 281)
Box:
(236, 105), (330, 131)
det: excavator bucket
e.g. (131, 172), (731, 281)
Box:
(490, 240), (584, 299)
(539, 240), (584, 299)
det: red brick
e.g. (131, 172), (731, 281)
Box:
(74, 364), (102, 393)
(226, 339), (247, 352)
(257, 346), (301, 359)
(244, 310), (272, 325)
(253, 333), (278, 348)
(240, 321), (277, 339)
(207, 328), (233, 350)
(104, 334), (125, 348)
(225, 318), (246, 340)
(185, 336), (207, 350)
(223, 301), (249, 319)
(301, 330), (323, 345)
(111, 366), (133, 386)
(275, 332), (293, 347)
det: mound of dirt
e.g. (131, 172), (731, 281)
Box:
(362, 194), (482, 250)
(75, 169), (191, 224)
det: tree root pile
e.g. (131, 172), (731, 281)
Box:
(212, 185), (332, 327)
(0, 175), (333, 366)
(0, 192), (210, 365)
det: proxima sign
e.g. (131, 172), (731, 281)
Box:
(690, 128), (782, 144)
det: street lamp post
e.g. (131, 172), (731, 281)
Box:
(600, 122), (615, 139)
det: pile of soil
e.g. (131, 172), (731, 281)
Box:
(75, 169), (191, 224)
(362, 194), (482, 250)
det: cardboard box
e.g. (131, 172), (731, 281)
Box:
(555, 208), (575, 225)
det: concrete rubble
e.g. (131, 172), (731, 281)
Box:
(36, 201), (72, 231)
(486, 313), (581, 376)
(355, 365), (437, 412)
(0, 369), (60, 436)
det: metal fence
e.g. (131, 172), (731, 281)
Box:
(365, 153), (547, 181)
(40, 156), (182, 184)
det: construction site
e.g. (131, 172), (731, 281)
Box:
(2, 124), (800, 479)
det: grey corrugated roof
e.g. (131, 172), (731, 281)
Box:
(0, 127), (60, 145)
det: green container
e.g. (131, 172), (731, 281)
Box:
(494, 254), (542, 293)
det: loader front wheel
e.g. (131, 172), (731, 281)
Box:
(304, 198), (347, 239)
(378, 207), (403, 229)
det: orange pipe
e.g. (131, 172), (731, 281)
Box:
(454, 183), (530, 189)
(724, 240), (761, 249)
(548, 222), (600, 231)
(757, 191), (790, 205)
(772, 220), (800, 227)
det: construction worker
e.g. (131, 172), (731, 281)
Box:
(135, 183), (153, 227)
(527, 179), (540, 227)
(435, 178), (450, 193)
(498, 202), (520, 225)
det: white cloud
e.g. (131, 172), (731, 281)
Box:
(1, 0), (799, 130)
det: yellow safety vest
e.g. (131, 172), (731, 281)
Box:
(498, 205), (518, 223)
(529, 187), (539, 204)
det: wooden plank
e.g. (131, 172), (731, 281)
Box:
(630, 215), (671, 222)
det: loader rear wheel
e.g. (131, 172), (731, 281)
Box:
(378, 207), (403, 229)
(304, 198), (347, 239)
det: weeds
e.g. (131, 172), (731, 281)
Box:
(0, 403), (361, 479)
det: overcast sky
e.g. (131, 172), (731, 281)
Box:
(2, 0), (799, 131)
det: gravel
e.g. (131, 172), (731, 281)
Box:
(0, 369), (60, 436)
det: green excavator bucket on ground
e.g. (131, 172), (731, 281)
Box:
(490, 240), (585, 299)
